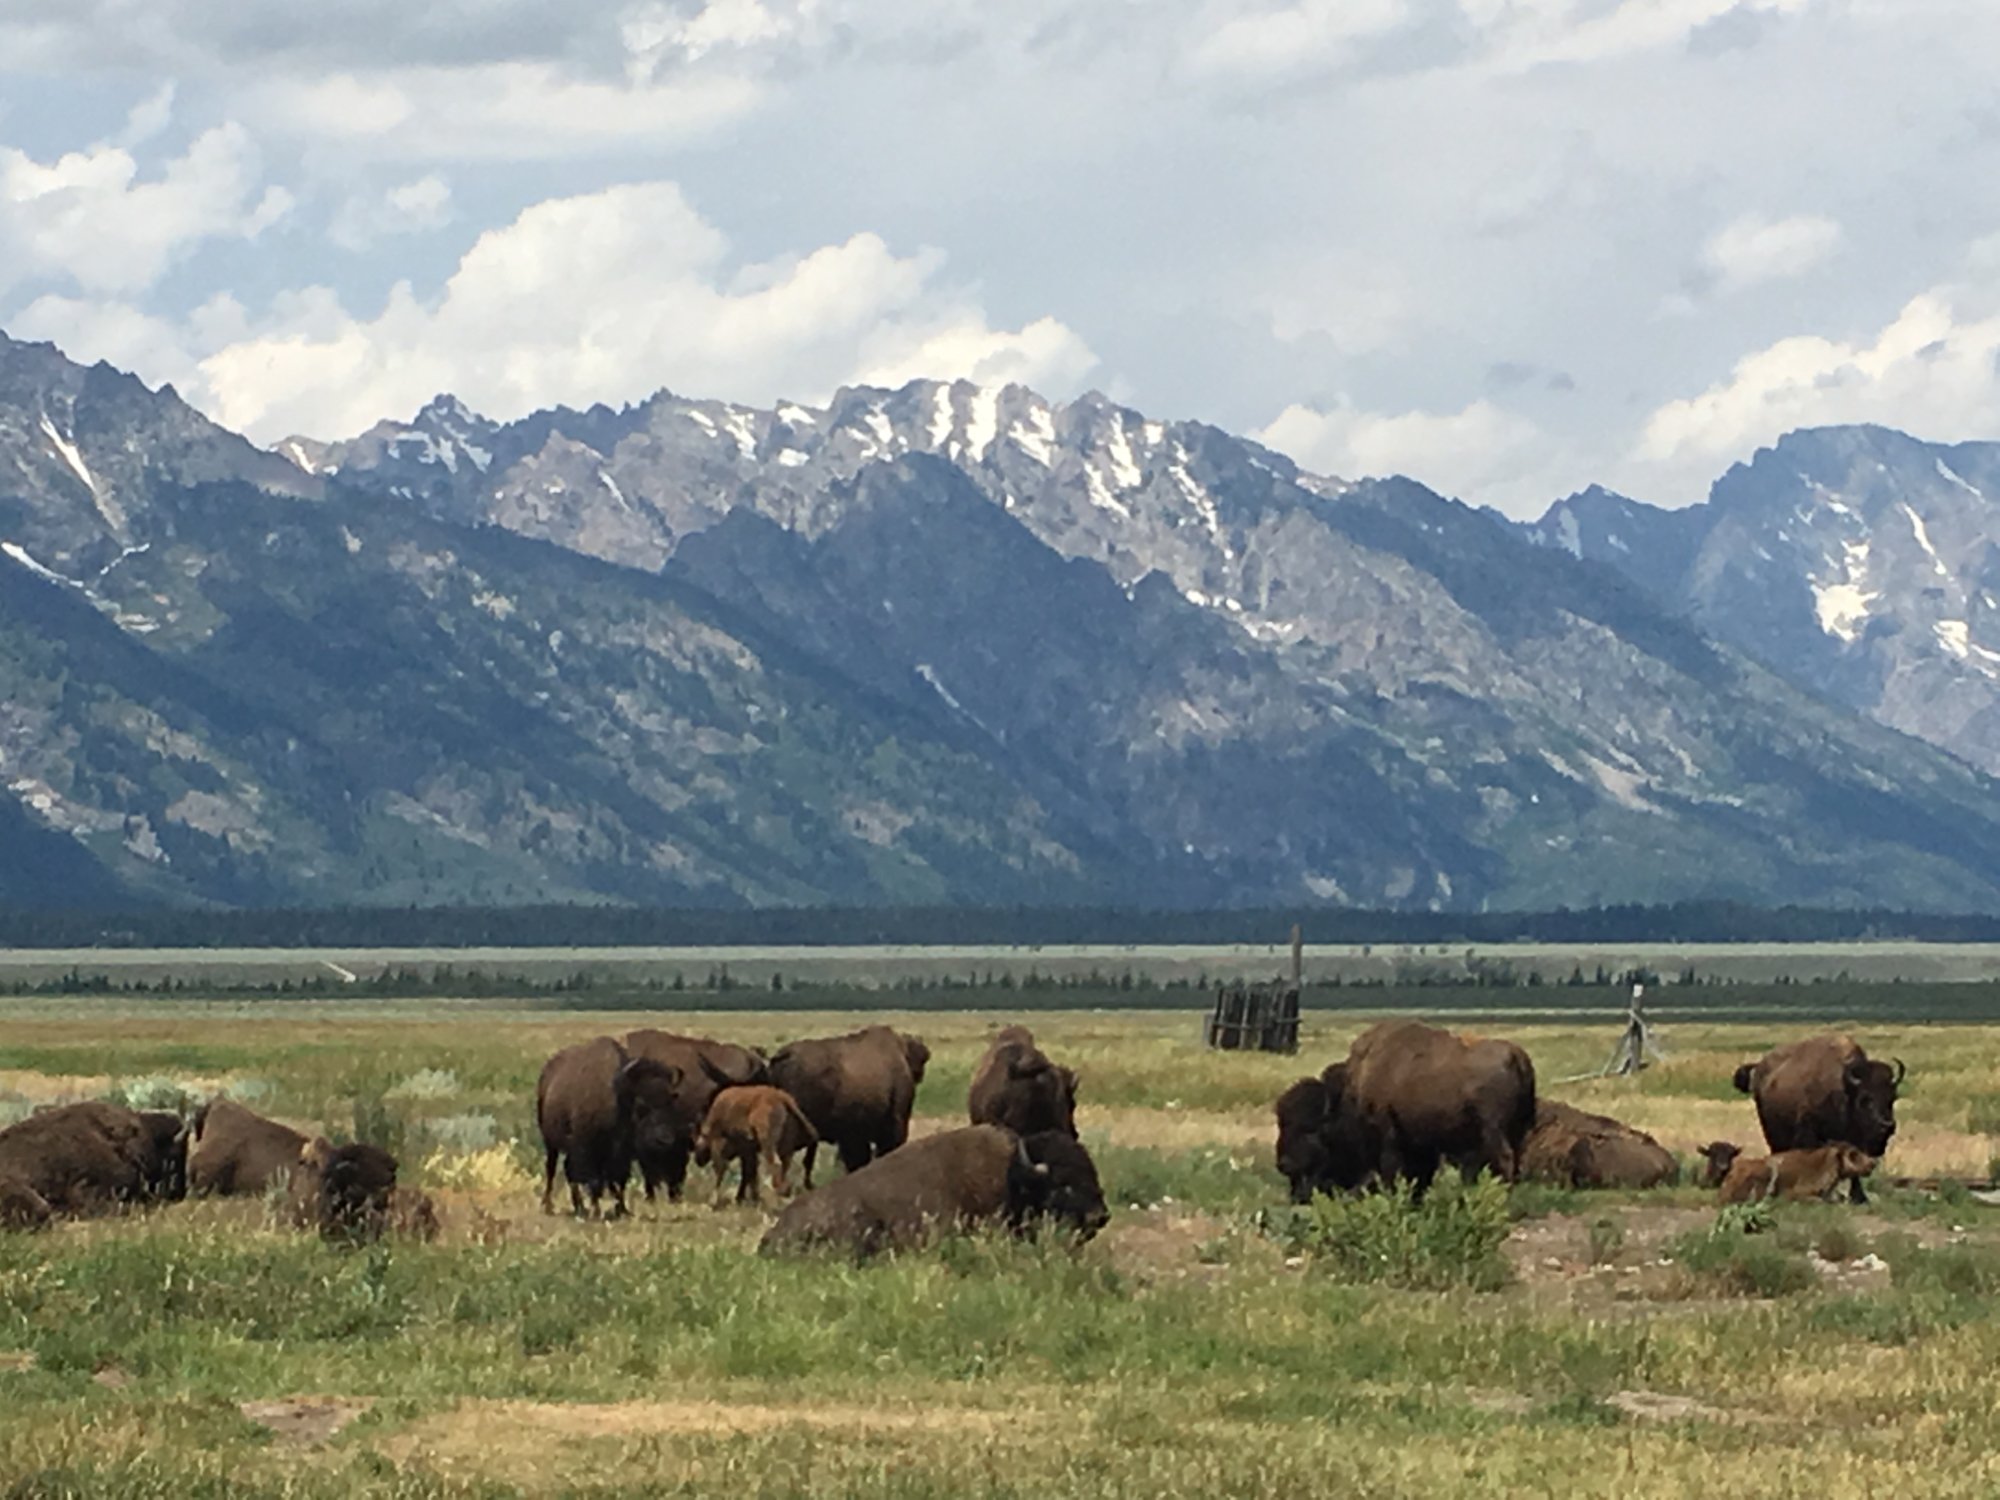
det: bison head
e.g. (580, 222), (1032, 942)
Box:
(1842, 1055), (1901, 1157)
(902, 1035), (931, 1086)
(617, 1057), (689, 1162)
(1273, 1064), (1369, 1203)
(295, 1139), (399, 1244)
(1696, 1141), (1743, 1188)
(1731, 1063), (1758, 1095)
(1007, 1131), (1109, 1241)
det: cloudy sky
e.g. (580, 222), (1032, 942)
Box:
(3, 0), (1997, 516)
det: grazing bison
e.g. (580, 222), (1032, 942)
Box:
(0, 1101), (186, 1215)
(535, 1037), (683, 1219)
(693, 1085), (818, 1205)
(1273, 1064), (1373, 1203)
(967, 1026), (1078, 1138)
(1717, 1144), (1877, 1205)
(1697, 1141), (1744, 1188)
(0, 1173), (52, 1231)
(769, 1026), (930, 1180)
(619, 1030), (770, 1202)
(1342, 1021), (1537, 1194)
(289, 1139), (400, 1243)
(188, 1097), (310, 1197)
(1733, 1034), (1901, 1202)
(759, 1124), (1108, 1259)
(1520, 1101), (1678, 1189)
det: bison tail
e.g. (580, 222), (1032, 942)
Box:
(1731, 1064), (1757, 1095)
(784, 1096), (819, 1146)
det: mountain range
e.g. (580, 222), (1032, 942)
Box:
(4, 328), (2000, 912)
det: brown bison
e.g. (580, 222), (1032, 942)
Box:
(759, 1124), (1108, 1259)
(0, 1100), (188, 1215)
(618, 1030), (771, 1202)
(1697, 1141), (1743, 1188)
(769, 1025), (930, 1179)
(288, 1138), (400, 1243)
(693, 1085), (818, 1205)
(0, 1173), (53, 1230)
(967, 1026), (1078, 1138)
(1717, 1143), (1877, 1205)
(1733, 1034), (1901, 1201)
(1520, 1101), (1678, 1189)
(187, 1097), (310, 1197)
(1273, 1064), (1374, 1202)
(535, 1037), (684, 1219)
(1342, 1021), (1537, 1194)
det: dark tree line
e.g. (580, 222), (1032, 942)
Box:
(1, 900), (1997, 950)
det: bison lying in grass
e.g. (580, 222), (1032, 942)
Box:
(0, 1100), (187, 1220)
(759, 1125), (1108, 1260)
(1717, 1144), (1877, 1205)
(187, 1097), (311, 1198)
(1520, 1101), (1678, 1189)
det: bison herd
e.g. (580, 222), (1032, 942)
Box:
(0, 1017), (1910, 1259)
(1274, 1022), (1905, 1208)
(536, 1023), (1106, 1257)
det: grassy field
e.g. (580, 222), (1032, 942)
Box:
(6, 1004), (2000, 1496)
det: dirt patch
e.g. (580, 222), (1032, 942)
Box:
(1606, 1389), (1752, 1425)
(240, 1397), (375, 1445)
(0, 1351), (36, 1374)
(1100, 1207), (1259, 1284)
(91, 1365), (132, 1390)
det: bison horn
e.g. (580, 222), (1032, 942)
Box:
(1893, 1057), (1907, 1087)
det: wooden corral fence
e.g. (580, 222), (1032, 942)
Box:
(1203, 925), (1304, 1054)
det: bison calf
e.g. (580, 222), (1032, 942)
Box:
(1696, 1141), (1743, 1188)
(759, 1124), (1108, 1260)
(1717, 1144), (1877, 1205)
(694, 1086), (817, 1205)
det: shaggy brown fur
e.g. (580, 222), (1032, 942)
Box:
(1520, 1101), (1677, 1189)
(967, 1026), (1078, 1138)
(693, 1086), (818, 1205)
(1697, 1141), (1744, 1188)
(768, 1025), (930, 1180)
(1341, 1021), (1537, 1193)
(187, 1097), (310, 1198)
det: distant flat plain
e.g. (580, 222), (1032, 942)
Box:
(6, 940), (2000, 990)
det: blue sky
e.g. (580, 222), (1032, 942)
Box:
(3, 0), (1997, 516)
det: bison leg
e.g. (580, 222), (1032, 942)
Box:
(541, 1145), (559, 1215)
(711, 1154), (731, 1209)
(569, 1178), (587, 1219)
(662, 1140), (693, 1203)
(765, 1143), (788, 1200)
(738, 1146), (761, 1205)
(837, 1134), (873, 1175)
(1848, 1175), (1869, 1206)
(800, 1138), (818, 1190)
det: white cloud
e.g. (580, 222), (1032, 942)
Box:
(245, 63), (762, 160)
(0, 124), (292, 298)
(1182, 0), (1408, 80)
(1700, 212), (1842, 292)
(16, 182), (1096, 442)
(1638, 290), (2000, 477)
(329, 174), (453, 251)
(1255, 396), (1556, 511)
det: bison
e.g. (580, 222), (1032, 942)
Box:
(0, 1100), (187, 1215)
(187, 1097), (310, 1197)
(693, 1085), (818, 1205)
(1341, 1021), (1537, 1194)
(1696, 1141), (1744, 1188)
(1273, 1064), (1373, 1203)
(759, 1124), (1108, 1259)
(967, 1026), (1078, 1138)
(1717, 1143), (1877, 1205)
(1733, 1034), (1901, 1202)
(535, 1037), (684, 1219)
(1520, 1101), (1677, 1189)
(289, 1138), (400, 1243)
(769, 1025), (930, 1180)
(618, 1030), (771, 1203)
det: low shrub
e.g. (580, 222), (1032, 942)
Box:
(103, 1076), (199, 1114)
(1272, 1176), (1513, 1292)
(1665, 1208), (1814, 1298)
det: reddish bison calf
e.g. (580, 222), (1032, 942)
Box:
(1717, 1144), (1877, 1205)
(759, 1125), (1108, 1260)
(693, 1085), (818, 1205)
